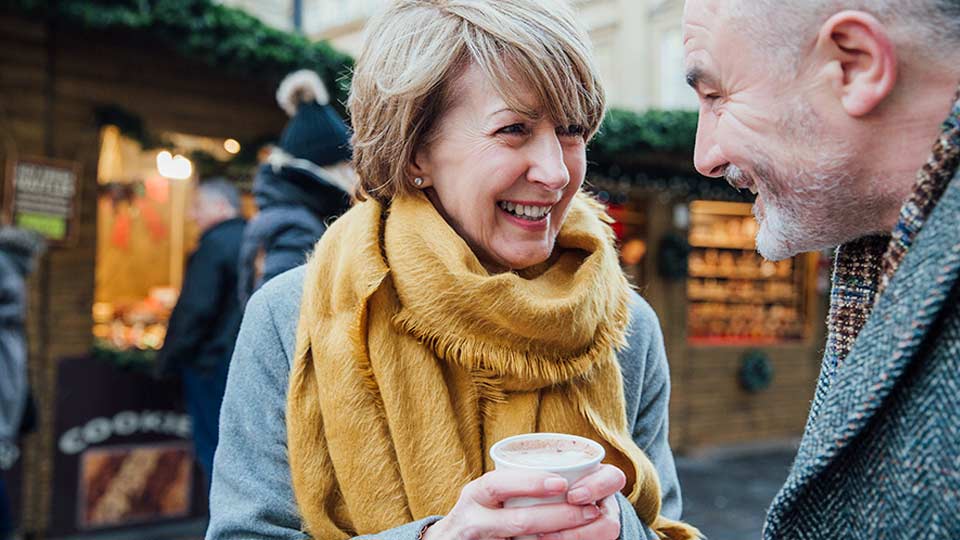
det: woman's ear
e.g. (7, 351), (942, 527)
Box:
(813, 10), (898, 117)
(406, 150), (432, 188)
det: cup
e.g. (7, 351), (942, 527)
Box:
(490, 433), (605, 540)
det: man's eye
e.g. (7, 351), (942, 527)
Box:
(704, 93), (721, 103)
(498, 124), (527, 135)
(557, 124), (586, 137)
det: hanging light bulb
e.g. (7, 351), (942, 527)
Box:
(223, 138), (241, 155)
(156, 150), (193, 180)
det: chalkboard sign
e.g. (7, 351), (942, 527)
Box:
(3, 156), (82, 245)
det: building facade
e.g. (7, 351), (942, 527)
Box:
(216, 0), (697, 111)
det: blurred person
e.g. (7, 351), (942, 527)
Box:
(156, 178), (245, 493)
(683, 0), (960, 537)
(0, 226), (45, 540)
(237, 70), (356, 305)
(207, 1), (701, 540)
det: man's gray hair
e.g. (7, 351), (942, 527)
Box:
(198, 177), (242, 213)
(733, 0), (960, 71)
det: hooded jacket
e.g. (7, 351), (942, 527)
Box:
(0, 227), (43, 443)
(237, 163), (351, 305)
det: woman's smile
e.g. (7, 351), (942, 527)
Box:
(496, 200), (556, 231)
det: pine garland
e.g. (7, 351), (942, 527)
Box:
(3, 0), (354, 112)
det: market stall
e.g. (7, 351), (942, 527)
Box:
(0, 2), (347, 536)
(593, 176), (828, 452)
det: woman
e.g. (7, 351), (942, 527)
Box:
(207, 1), (699, 540)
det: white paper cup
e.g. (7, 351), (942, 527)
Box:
(490, 433), (605, 540)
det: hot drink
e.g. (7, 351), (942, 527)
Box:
(490, 433), (605, 540)
(494, 437), (600, 469)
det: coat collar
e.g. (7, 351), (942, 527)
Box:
(767, 170), (960, 529)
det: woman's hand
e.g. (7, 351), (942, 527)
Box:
(544, 464), (625, 540)
(422, 464), (625, 540)
(422, 469), (603, 540)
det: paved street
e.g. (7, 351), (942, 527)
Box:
(677, 442), (798, 540)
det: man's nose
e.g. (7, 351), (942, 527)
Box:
(693, 114), (727, 178)
(527, 133), (570, 191)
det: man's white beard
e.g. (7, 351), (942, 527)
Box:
(753, 162), (860, 260)
(755, 198), (806, 261)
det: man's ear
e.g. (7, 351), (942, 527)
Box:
(813, 10), (898, 117)
(405, 149), (433, 188)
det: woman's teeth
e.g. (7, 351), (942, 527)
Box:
(498, 201), (552, 221)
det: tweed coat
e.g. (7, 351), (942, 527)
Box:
(763, 172), (960, 539)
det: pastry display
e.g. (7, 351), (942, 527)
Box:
(687, 205), (808, 344)
(81, 445), (192, 528)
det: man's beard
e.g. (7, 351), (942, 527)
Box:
(725, 146), (859, 261)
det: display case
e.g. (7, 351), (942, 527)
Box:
(687, 200), (811, 345)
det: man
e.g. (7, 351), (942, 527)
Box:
(157, 179), (245, 493)
(683, 1), (959, 538)
(0, 226), (44, 540)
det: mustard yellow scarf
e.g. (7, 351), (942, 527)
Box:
(288, 192), (698, 539)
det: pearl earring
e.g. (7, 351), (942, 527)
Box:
(414, 177), (424, 187)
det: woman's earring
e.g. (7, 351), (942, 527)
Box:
(414, 177), (424, 187)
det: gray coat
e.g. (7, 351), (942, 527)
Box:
(207, 266), (684, 540)
(0, 228), (42, 444)
(763, 172), (960, 538)
(0, 252), (26, 444)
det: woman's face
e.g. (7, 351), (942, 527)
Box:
(411, 64), (588, 272)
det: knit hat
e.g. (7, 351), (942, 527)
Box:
(274, 69), (351, 167)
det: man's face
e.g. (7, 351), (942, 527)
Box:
(683, 0), (864, 260)
(189, 191), (226, 234)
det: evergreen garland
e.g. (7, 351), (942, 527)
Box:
(3, 0), (354, 113)
(592, 108), (699, 157)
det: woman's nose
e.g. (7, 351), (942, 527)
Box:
(526, 133), (570, 190)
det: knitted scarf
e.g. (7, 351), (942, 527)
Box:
(287, 192), (699, 540)
(825, 87), (960, 369)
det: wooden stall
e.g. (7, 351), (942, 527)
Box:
(0, 10), (287, 538)
(593, 170), (829, 453)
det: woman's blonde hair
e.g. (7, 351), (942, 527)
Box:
(349, 0), (606, 204)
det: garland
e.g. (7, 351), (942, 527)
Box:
(592, 108), (698, 158)
(3, 0), (354, 114)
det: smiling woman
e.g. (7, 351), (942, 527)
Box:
(206, 2), (699, 540)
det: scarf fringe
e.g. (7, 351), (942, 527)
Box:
(392, 309), (630, 390)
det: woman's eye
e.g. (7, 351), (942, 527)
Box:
(557, 124), (586, 137)
(497, 123), (528, 135)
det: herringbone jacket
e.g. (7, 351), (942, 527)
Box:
(763, 172), (960, 539)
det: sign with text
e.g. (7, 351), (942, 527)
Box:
(48, 356), (206, 538)
(3, 157), (81, 244)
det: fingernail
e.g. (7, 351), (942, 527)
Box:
(582, 504), (601, 520)
(568, 487), (591, 504)
(543, 477), (567, 492)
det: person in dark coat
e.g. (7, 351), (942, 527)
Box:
(156, 178), (245, 493)
(238, 69), (355, 305)
(0, 226), (45, 540)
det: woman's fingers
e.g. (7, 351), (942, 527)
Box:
(566, 464), (627, 505)
(538, 495), (621, 540)
(489, 502), (603, 539)
(464, 469), (569, 507)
